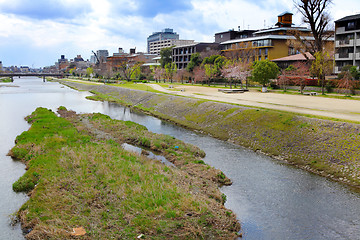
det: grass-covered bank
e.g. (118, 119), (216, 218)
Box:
(56, 80), (360, 188)
(0, 77), (13, 82)
(9, 107), (240, 239)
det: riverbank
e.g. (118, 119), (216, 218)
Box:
(56, 80), (360, 188)
(0, 77), (12, 83)
(9, 107), (239, 239)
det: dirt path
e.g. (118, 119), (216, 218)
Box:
(147, 84), (360, 122)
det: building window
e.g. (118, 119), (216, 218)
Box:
(348, 21), (355, 30)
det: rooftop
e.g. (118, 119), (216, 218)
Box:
(272, 52), (314, 62)
(335, 13), (360, 23)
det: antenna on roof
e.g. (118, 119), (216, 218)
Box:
(264, 20), (266, 28)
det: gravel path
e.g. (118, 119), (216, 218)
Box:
(147, 84), (360, 122)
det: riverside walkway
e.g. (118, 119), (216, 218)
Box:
(147, 84), (360, 122)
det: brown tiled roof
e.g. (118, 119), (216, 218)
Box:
(272, 52), (314, 62)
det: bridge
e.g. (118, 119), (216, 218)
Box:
(0, 73), (67, 82)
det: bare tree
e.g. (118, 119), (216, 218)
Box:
(294, 0), (333, 54)
(293, 0), (334, 94)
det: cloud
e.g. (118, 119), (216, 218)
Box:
(110, 0), (192, 18)
(1, 0), (359, 67)
(0, 0), (91, 20)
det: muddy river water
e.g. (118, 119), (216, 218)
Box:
(1, 78), (360, 239)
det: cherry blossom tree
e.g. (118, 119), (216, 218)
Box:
(152, 67), (164, 83)
(193, 66), (206, 85)
(221, 59), (252, 89)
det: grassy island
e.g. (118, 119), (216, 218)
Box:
(9, 107), (240, 239)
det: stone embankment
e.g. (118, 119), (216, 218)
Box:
(59, 80), (360, 188)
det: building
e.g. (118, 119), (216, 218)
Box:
(106, 49), (158, 72)
(272, 52), (314, 69)
(56, 55), (69, 71)
(215, 28), (256, 43)
(74, 55), (84, 62)
(96, 50), (109, 63)
(220, 12), (319, 62)
(147, 28), (179, 53)
(149, 39), (195, 55)
(20, 66), (30, 73)
(172, 42), (220, 69)
(0, 61), (2, 71)
(334, 13), (360, 74)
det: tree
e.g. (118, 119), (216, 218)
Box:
(278, 65), (295, 92)
(164, 62), (177, 83)
(293, 0), (334, 95)
(202, 55), (226, 85)
(293, 0), (333, 54)
(337, 69), (358, 96)
(186, 53), (202, 72)
(204, 64), (217, 86)
(175, 69), (190, 84)
(293, 62), (310, 94)
(86, 67), (94, 78)
(221, 59), (251, 89)
(115, 57), (143, 81)
(160, 47), (173, 68)
(152, 66), (164, 83)
(193, 66), (206, 84)
(251, 60), (279, 87)
(310, 51), (333, 94)
(338, 65), (360, 80)
(69, 68), (76, 76)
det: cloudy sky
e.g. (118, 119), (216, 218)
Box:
(0, 0), (359, 68)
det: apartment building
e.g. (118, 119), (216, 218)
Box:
(172, 42), (220, 69)
(334, 14), (360, 73)
(149, 39), (195, 55)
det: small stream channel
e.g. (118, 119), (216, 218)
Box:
(1, 78), (360, 239)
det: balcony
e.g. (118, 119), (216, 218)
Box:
(334, 66), (341, 74)
(357, 39), (360, 46)
(335, 53), (354, 60)
(336, 39), (354, 47)
(336, 27), (346, 34)
(356, 53), (360, 60)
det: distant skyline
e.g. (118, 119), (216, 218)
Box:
(0, 0), (359, 68)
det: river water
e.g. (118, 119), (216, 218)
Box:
(1, 77), (360, 240)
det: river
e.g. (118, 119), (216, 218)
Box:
(1, 77), (360, 240)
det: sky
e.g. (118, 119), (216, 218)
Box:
(0, 0), (359, 68)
